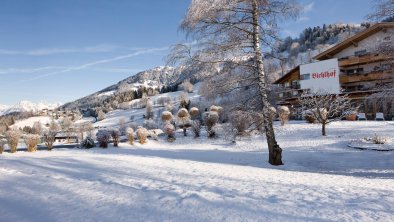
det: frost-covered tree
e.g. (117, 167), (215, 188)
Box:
(299, 91), (358, 136)
(204, 111), (219, 138)
(96, 130), (111, 148)
(169, 0), (301, 165)
(277, 106), (290, 126)
(163, 123), (176, 142)
(179, 93), (191, 110)
(177, 108), (190, 136)
(49, 118), (60, 132)
(161, 111), (173, 123)
(32, 121), (42, 135)
(24, 134), (41, 152)
(145, 100), (154, 119)
(5, 129), (21, 153)
(126, 127), (135, 145)
(43, 130), (56, 151)
(109, 129), (120, 147)
(97, 110), (106, 121)
(190, 120), (201, 138)
(189, 107), (200, 120)
(180, 79), (194, 93)
(0, 140), (5, 154)
(136, 127), (148, 144)
(366, 0), (394, 21)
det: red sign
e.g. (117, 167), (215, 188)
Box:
(312, 68), (336, 79)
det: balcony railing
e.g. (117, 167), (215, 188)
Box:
(339, 53), (389, 67)
(339, 70), (394, 84)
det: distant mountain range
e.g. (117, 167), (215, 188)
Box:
(0, 101), (62, 116)
(61, 23), (371, 112)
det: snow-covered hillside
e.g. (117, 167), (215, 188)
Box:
(0, 121), (393, 221)
(0, 101), (61, 116)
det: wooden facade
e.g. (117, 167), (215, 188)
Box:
(274, 23), (394, 120)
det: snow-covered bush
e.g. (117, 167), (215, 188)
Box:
(204, 111), (219, 138)
(157, 96), (171, 106)
(32, 121), (42, 135)
(24, 134), (41, 152)
(136, 127), (148, 144)
(269, 106), (277, 120)
(177, 108), (190, 136)
(180, 79), (193, 93)
(145, 101), (154, 119)
(161, 111), (173, 122)
(277, 106), (290, 126)
(369, 134), (389, 144)
(129, 122), (138, 131)
(191, 120), (201, 138)
(96, 130), (111, 148)
(80, 137), (95, 149)
(189, 107), (199, 120)
(97, 110), (106, 121)
(179, 93), (191, 110)
(118, 118), (127, 136)
(5, 130), (21, 153)
(110, 129), (121, 147)
(165, 103), (174, 113)
(228, 110), (252, 134)
(43, 130), (56, 151)
(126, 127), (135, 145)
(163, 123), (176, 142)
(144, 119), (158, 130)
(0, 140), (5, 154)
(149, 131), (158, 141)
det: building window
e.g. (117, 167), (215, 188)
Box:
(354, 49), (367, 56)
(279, 93), (283, 98)
(300, 73), (310, 80)
(292, 91), (298, 96)
(284, 82), (290, 87)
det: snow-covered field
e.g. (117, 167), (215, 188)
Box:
(1, 121), (393, 222)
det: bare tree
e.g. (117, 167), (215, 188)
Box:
(366, 0), (394, 21)
(299, 91), (358, 136)
(168, 0), (300, 165)
(43, 129), (56, 151)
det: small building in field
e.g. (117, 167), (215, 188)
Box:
(274, 22), (394, 120)
(54, 132), (79, 143)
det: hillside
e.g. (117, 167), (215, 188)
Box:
(0, 101), (61, 116)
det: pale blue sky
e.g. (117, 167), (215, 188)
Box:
(0, 0), (373, 105)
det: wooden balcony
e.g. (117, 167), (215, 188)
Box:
(339, 54), (389, 67)
(339, 70), (394, 84)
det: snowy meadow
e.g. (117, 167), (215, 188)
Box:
(1, 121), (393, 222)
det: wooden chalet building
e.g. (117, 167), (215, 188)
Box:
(274, 22), (394, 120)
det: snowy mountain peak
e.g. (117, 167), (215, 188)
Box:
(0, 101), (62, 116)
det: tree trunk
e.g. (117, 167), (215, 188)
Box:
(322, 122), (326, 136)
(252, 1), (283, 165)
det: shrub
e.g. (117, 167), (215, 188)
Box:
(372, 134), (389, 144)
(161, 111), (173, 122)
(144, 119), (158, 130)
(126, 127), (135, 145)
(43, 130), (56, 151)
(136, 127), (148, 144)
(80, 137), (95, 149)
(145, 101), (154, 119)
(150, 131), (158, 141)
(189, 107), (199, 119)
(177, 108), (190, 136)
(5, 130), (21, 153)
(180, 79), (193, 93)
(163, 123), (176, 142)
(97, 110), (106, 121)
(129, 122), (138, 131)
(191, 120), (201, 138)
(110, 129), (121, 147)
(0, 140), (5, 154)
(24, 134), (41, 152)
(229, 110), (251, 134)
(157, 96), (171, 106)
(96, 130), (111, 148)
(204, 111), (219, 138)
(277, 106), (290, 126)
